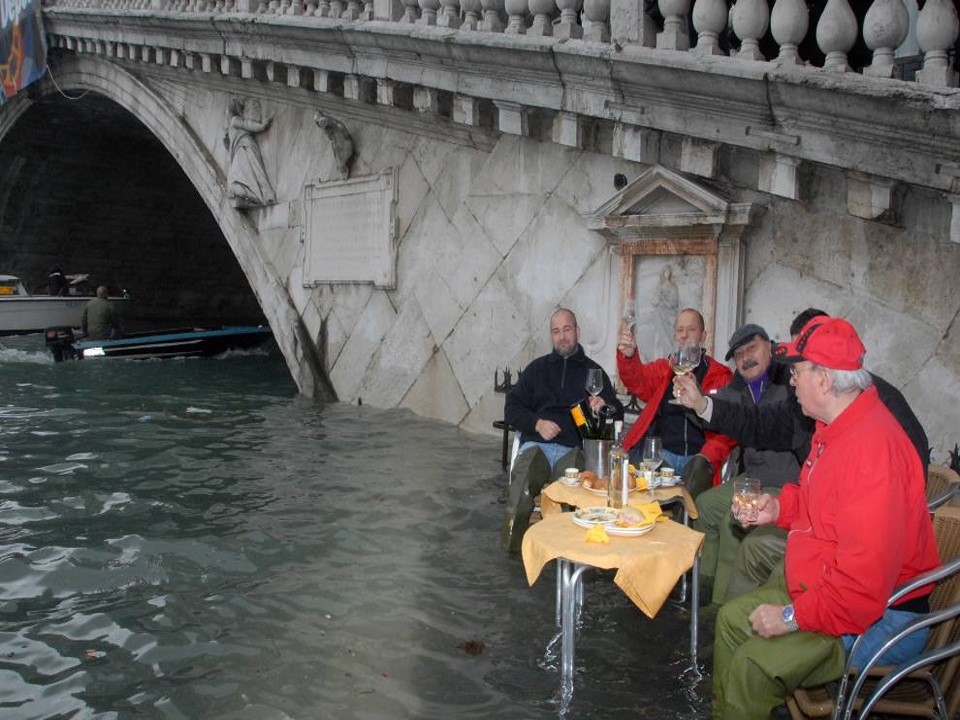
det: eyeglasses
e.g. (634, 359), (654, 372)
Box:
(789, 365), (818, 380)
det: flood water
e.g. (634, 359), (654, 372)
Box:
(0, 336), (711, 719)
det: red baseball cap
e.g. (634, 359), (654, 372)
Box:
(775, 316), (866, 370)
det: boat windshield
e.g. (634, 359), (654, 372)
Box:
(0, 276), (27, 296)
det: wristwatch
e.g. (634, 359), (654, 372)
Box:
(781, 604), (799, 633)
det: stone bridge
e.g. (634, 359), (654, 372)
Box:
(3, 0), (960, 453)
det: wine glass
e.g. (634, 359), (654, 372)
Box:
(641, 436), (663, 472)
(733, 478), (761, 523)
(667, 341), (701, 405)
(622, 303), (637, 335)
(585, 369), (603, 419)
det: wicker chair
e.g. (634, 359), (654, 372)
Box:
(785, 505), (960, 720)
(928, 464), (960, 513)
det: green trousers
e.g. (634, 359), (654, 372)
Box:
(694, 480), (783, 605)
(725, 525), (788, 602)
(503, 445), (581, 553)
(683, 454), (714, 500)
(713, 564), (846, 720)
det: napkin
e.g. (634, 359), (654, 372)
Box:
(627, 500), (664, 525)
(585, 524), (610, 543)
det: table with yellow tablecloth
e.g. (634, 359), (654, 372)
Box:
(521, 511), (705, 687)
(540, 481), (699, 520)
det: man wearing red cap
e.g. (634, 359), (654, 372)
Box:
(711, 316), (940, 720)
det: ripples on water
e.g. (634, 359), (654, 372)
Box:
(0, 336), (710, 719)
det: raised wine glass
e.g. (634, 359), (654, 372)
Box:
(667, 341), (701, 405)
(585, 368), (603, 420)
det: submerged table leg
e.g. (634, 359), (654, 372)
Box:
(690, 553), (700, 673)
(558, 560), (590, 687)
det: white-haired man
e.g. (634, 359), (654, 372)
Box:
(711, 316), (939, 719)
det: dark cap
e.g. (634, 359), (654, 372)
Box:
(725, 323), (770, 361)
(774, 316), (865, 370)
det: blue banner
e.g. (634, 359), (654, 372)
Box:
(1, 0), (47, 104)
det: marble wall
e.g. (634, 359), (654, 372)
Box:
(278, 119), (960, 461)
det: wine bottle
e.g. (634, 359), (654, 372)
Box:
(608, 421), (628, 509)
(570, 401), (595, 439)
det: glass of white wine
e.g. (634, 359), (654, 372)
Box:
(667, 341), (700, 405)
(585, 369), (603, 421)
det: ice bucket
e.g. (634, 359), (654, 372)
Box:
(582, 438), (612, 480)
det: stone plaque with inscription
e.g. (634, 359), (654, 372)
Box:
(302, 168), (398, 288)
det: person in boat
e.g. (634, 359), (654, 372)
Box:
(81, 286), (122, 340)
(48, 268), (69, 297)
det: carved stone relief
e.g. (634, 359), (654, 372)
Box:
(586, 165), (757, 369)
(313, 111), (355, 182)
(224, 97), (276, 209)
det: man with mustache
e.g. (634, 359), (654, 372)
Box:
(693, 323), (802, 606)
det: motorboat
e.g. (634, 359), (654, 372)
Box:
(0, 274), (130, 335)
(45, 325), (274, 362)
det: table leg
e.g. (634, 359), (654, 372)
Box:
(690, 552), (700, 675)
(560, 563), (589, 686)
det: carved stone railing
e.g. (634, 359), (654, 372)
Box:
(42, 0), (960, 87)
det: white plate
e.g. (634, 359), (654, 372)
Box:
(580, 481), (608, 495)
(606, 522), (656, 537)
(572, 506), (618, 526)
(559, 477), (581, 487)
(659, 477), (682, 487)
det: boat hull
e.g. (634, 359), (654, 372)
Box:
(1, 296), (129, 335)
(47, 326), (273, 361)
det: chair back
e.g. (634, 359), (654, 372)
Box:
(928, 464), (960, 513)
(930, 507), (960, 645)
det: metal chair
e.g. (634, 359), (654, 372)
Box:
(927, 464), (960, 513)
(786, 505), (960, 720)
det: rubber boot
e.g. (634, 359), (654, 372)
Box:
(503, 447), (550, 553)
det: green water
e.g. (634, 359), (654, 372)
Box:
(0, 336), (708, 719)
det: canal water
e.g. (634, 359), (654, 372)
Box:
(0, 336), (711, 719)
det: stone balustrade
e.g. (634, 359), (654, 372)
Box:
(42, 0), (960, 87)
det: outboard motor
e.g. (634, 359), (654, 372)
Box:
(45, 327), (76, 362)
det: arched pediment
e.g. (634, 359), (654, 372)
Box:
(585, 165), (755, 241)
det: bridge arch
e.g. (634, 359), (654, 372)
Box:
(0, 54), (332, 398)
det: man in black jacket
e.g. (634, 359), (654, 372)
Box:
(503, 308), (623, 552)
(676, 309), (929, 598)
(694, 323), (803, 605)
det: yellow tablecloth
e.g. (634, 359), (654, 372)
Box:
(521, 513), (705, 618)
(540, 481), (699, 520)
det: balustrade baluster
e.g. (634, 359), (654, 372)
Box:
(480, 0), (505, 30)
(692, 0), (726, 54)
(658, 0), (691, 50)
(862, 0), (908, 77)
(461, 0), (483, 29)
(732, 0), (769, 60)
(399, 0), (420, 21)
(505, 0), (529, 33)
(438, 0), (463, 27)
(583, 0), (609, 41)
(554, 0), (581, 38)
(770, 0), (807, 64)
(917, 0), (960, 86)
(816, 0), (857, 71)
(528, 0), (554, 34)
(343, 0), (361, 18)
(418, 0), (440, 23)
(329, 0), (344, 16)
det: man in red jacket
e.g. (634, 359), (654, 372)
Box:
(616, 307), (735, 498)
(712, 316), (940, 720)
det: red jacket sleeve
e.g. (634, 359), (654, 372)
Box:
(616, 351), (670, 401)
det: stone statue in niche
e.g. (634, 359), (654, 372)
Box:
(224, 98), (276, 209)
(636, 263), (679, 360)
(313, 111), (355, 181)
